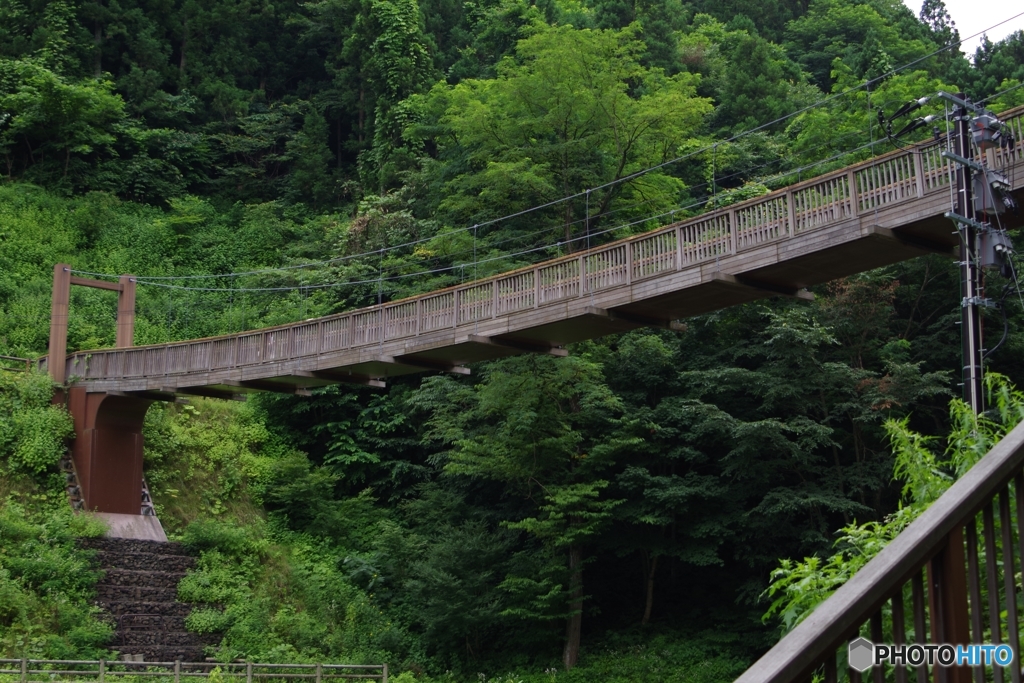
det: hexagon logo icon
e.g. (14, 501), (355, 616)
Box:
(849, 637), (875, 673)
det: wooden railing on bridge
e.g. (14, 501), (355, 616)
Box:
(734, 420), (1024, 683)
(54, 106), (1024, 385)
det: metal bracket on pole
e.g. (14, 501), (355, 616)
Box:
(940, 150), (986, 173)
(961, 296), (997, 309)
(944, 212), (991, 233)
(935, 91), (988, 115)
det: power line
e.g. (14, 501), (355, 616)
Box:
(310, 124), (881, 278)
(73, 121), (885, 291)
(70, 10), (1024, 285)
(134, 134), (891, 293)
(978, 81), (1024, 106)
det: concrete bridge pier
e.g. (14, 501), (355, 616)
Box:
(67, 388), (153, 514)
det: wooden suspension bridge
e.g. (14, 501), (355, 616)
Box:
(41, 105), (1024, 516)
(35, 103), (1024, 683)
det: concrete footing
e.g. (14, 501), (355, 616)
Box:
(93, 513), (168, 542)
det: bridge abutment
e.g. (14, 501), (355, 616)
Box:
(68, 388), (152, 514)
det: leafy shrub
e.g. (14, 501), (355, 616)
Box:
(763, 374), (1024, 633)
(182, 518), (260, 557)
(185, 607), (235, 634)
(8, 405), (75, 473)
(0, 372), (73, 475)
(178, 524), (400, 665)
(142, 400), (282, 531)
(0, 500), (112, 658)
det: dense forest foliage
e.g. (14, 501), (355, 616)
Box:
(3, 0), (1024, 677)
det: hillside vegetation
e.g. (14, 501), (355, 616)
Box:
(3, 0), (1024, 678)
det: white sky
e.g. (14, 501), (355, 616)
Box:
(900, 0), (1024, 56)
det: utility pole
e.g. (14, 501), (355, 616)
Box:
(933, 91), (1018, 415)
(883, 90), (1018, 415)
(953, 93), (985, 415)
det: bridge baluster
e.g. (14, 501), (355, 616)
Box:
(983, 500), (1004, 683)
(786, 190), (797, 238)
(869, 611), (884, 683)
(892, 589), (908, 683)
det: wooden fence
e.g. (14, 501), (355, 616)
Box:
(0, 355), (32, 372)
(0, 659), (386, 683)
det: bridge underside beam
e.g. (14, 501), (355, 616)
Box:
(310, 356), (472, 380)
(165, 386), (247, 401)
(734, 223), (955, 291)
(300, 370), (387, 388)
(112, 389), (183, 403)
(582, 306), (688, 332)
(384, 355), (472, 376)
(709, 273), (815, 300)
(218, 379), (313, 396)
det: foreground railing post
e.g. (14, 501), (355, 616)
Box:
(785, 191), (796, 238)
(174, 660), (181, 683)
(892, 590), (909, 683)
(927, 528), (971, 683)
(382, 663), (388, 683)
(246, 662), (252, 683)
(20, 658), (26, 683)
(99, 659), (106, 683)
(913, 150), (926, 198)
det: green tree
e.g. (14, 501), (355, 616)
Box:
(414, 355), (636, 669)
(441, 0), (544, 82)
(413, 23), (712, 245)
(666, 299), (947, 574)
(0, 60), (125, 184)
(919, 0), (958, 48)
(783, 64), (953, 171)
(784, 0), (939, 91)
(710, 24), (818, 132)
(305, 0), (435, 190)
(591, 0), (689, 73)
(968, 32), (1024, 102)
(686, 0), (810, 43)
(286, 108), (335, 207)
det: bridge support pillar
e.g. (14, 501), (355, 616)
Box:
(68, 388), (153, 514)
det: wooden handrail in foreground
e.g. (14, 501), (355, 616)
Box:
(736, 420), (1024, 683)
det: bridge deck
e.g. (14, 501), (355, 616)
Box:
(60, 107), (1024, 397)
